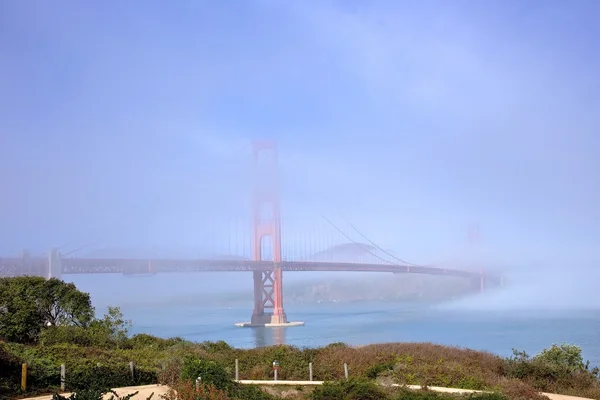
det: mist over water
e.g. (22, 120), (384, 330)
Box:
(439, 264), (600, 311)
(2, 0), (600, 366)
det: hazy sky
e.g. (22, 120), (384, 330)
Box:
(1, 0), (599, 274)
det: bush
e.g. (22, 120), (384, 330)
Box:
(365, 361), (395, 379)
(162, 381), (232, 400)
(127, 334), (187, 351)
(52, 388), (155, 400)
(4, 338), (600, 399)
(389, 389), (454, 400)
(181, 356), (232, 391)
(387, 388), (508, 400)
(227, 383), (274, 400)
(311, 379), (387, 400)
(66, 363), (157, 391)
(533, 343), (586, 372)
(39, 307), (137, 350)
(200, 340), (233, 353)
(40, 326), (95, 347)
(163, 380), (274, 400)
(505, 345), (600, 397)
(0, 341), (22, 396)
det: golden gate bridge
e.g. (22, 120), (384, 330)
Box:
(0, 140), (502, 327)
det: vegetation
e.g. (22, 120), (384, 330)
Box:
(52, 389), (155, 400)
(1, 277), (600, 400)
(0, 277), (94, 343)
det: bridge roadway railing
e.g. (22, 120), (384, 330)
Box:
(60, 258), (483, 279)
(0, 257), (48, 277)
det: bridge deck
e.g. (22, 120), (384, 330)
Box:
(0, 257), (496, 282)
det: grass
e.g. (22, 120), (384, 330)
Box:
(2, 338), (600, 400)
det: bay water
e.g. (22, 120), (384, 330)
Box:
(68, 273), (600, 367)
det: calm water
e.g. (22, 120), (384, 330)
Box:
(67, 274), (600, 367)
(121, 301), (600, 367)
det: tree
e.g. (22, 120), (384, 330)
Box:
(0, 277), (94, 343)
(40, 306), (132, 348)
(534, 343), (586, 372)
(89, 306), (132, 347)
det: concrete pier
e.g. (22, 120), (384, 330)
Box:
(234, 321), (305, 328)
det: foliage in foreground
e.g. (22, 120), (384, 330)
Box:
(312, 380), (512, 400)
(0, 276), (94, 343)
(505, 343), (600, 395)
(1, 278), (599, 399)
(3, 337), (600, 400)
(52, 389), (155, 400)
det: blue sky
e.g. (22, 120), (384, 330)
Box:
(1, 0), (599, 278)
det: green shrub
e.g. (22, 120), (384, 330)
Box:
(533, 343), (586, 372)
(505, 345), (600, 396)
(66, 363), (157, 391)
(180, 356), (231, 390)
(389, 390), (507, 400)
(310, 381), (345, 400)
(201, 340), (233, 353)
(163, 381), (233, 400)
(390, 389), (450, 400)
(53, 389), (106, 400)
(227, 383), (274, 400)
(126, 334), (187, 351)
(0, 342), (22, 396)
(28, 357), (61, 391)
(52, 389), (154, 400)
(467, 394), (508, 400)
(312, 379), (386, 400)
(365, 361), (395, 378)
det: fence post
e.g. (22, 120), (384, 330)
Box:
(309, 362), (313, 381)
(235, 359), (239, 381)
(60, 364), (66, 391)
(129, 361), (134, 380)
(21, 363), (27, 391)
(344, 363), (349, 381)
(272, 360), (279, 381)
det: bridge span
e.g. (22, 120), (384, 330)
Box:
(0, 141), (502, 327)
(0, 255), (494, 279)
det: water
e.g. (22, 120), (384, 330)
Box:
(121, 302), (600, 367)
(68, 274), (600, 367)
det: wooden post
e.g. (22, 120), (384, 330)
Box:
(344, 363), (349, 381)
(60, 364), (66, 391)
(129, 361), (134, 380)
(21, 363), (27, 391)
(274, 368), (278, 381)
(235, 359), (239, 381)
(309, 362), (313, 381)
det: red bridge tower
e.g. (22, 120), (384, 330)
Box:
(237, 140), (303, 327)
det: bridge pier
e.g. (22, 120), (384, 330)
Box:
(250, 269), (287, 325)
(47, 248), (62, 280)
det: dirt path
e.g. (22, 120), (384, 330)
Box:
(16, 382), (595, 400)
(16, 385), (169, 400)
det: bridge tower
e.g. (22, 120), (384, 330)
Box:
(48, 248), (62, 280)
(250, 140), (288, 326)
(468, 224), (484, 293)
